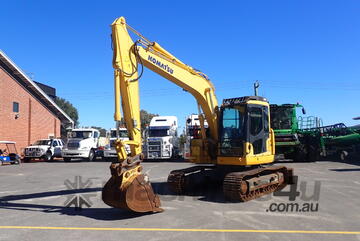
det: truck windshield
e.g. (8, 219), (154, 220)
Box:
(149, 129), (169, 137)
(270, 107), (292, 130)
(34, 140), (51, 146)
(219, 106), (246, 156)
(110, 130), (128, 138)
(71, 131), (92, 139)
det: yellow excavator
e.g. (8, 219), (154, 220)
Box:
(102, 17), (294, 213)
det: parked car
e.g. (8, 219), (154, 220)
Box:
(0, 141), (21, 165)
(23, 139), (64, 162)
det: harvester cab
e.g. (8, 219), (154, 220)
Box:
(270, 104), (324, 162)
(270, 103), (304, 132)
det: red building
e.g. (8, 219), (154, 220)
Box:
(0, 50), (73, 152)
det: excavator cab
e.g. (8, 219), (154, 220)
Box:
(217, 96), (275, 166)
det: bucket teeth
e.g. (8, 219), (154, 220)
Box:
(102, 163), (163, 213)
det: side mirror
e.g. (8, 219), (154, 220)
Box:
(302, 107), (306, 115)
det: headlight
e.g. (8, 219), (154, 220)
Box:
(81, 146), (88, 150)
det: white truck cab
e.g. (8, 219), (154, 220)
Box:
(62, 128), (100, 162)
(103, 128), (130, 160)
(146, 116), (179, 159)
(24, 139), (64, 161)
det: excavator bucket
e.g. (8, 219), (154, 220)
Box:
(102, 163), (163, 213)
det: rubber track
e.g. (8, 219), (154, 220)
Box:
(167, 166), (208, 194)
(223, 166), (290, 202)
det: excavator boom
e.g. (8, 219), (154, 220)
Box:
(102, 16), (294, 213)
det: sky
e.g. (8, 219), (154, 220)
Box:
(1, 0), (359, 131)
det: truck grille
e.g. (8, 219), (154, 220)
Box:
(26, 148), (40, 152)
(148, 141), (162, 158)
(67, 142), (80, 149)
(25, 148), (41, 156)
(149, 146), (160, 151)
(148, 141), (161, 146)
(149, 151), (161, 158)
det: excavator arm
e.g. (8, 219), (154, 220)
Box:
(103, 16), (219, 213)
(112, 17), (219, 162)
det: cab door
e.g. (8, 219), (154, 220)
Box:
(53, 140), (62, 157)
(247, 105), (270, 155)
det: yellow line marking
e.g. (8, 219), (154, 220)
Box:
(0, 226), (359, 234)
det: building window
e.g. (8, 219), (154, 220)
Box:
(13, 102), (19, 112)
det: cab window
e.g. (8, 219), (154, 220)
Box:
(249, 107), (263, 136)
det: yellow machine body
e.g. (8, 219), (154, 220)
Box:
(102, 17), (293, 212)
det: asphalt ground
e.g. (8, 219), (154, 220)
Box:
(0, 158), (359, 241)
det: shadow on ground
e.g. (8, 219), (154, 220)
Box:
(0, 202), (151, 220)
(152, 181), (230, 204)
(329, 168), (360, 172)
(0, 187), (154, 220)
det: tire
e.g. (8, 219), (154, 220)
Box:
(63, 157), (71, 162)
(23, 157), (30, 163)
(340, 151), (348, 161)
(88, 149), (95, 162)
(307, 144), (319, 162)
(42, 151), (53, 162)
(14, 155), (20, 165)
(293, 144), (307, 162)
(171, 148), (175, 159)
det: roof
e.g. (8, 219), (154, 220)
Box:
(71, 128), (99, 132)
(150, 116), (178, 127)
(222, 96), (268, 106)
(0, 50), (74, 126)
(0, 141), (16, 144)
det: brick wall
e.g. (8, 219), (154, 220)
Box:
(0, 68), (61, 153)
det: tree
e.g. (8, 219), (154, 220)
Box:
(178, 134), (186, 152)
(55, 97), (79, 127)
(140, 109), (158, 131)
(117, 110), (157, 132)
(179, 134), (186, 146)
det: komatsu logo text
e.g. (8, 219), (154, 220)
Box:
(148, 56), (174, 74)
